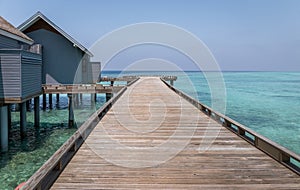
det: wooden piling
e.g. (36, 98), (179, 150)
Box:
(106, 93), (113, 102)
(68, 94), (74, 127)
(7, 105), (11, 132)
(0, 106), (8, 152)
(43, 94), (47, 110)
(56, 94), (60, 103)
(49, 94), (53, 109)
(20, 102), (27, 138)
(79, 94), (83, 104)
(26, 99), (31, 111)
(34, 96), (40, 128)
(90, 94), (95, 108)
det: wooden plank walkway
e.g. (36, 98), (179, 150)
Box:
(51, 77), (300, 189)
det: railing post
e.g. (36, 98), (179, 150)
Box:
(280, 153), (290, 163)
(238, 127), (245, 136)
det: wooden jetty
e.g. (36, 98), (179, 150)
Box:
(22, 77), (300, 189)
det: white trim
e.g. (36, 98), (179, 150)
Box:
(0, 29), (33, 45)
(18, 12), (93, 56)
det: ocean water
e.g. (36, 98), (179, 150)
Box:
(0, 94), (106, 190)
(102, 71), (300, 155)
(1, 71), (299, 189)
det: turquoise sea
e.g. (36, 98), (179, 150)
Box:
(0, 94), (106, 190)
(0, 71), (299, 189)
(102, 71), (300, 155)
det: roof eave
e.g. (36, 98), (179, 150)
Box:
(18, 12), (93, 56)
(0, 29), (33, 45)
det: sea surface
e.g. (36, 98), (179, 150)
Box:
(0, 71), (299, 189)
(0, 94), (106, 190)
(102, 71), (300, 155)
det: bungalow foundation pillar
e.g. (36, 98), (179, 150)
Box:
(79, 94), (83, 105)
(20, 102), (27, 138)
(42, 94), (47, 110)
(7, 105), (11, 132)
(26, 99), (31, 111)
(106, 93), (113, 102)
(68, 94), (74, 127)
(56, 94), (60, 103)
(49, 94), (53, 109)
(0, 106), (9, 152)
(34, 96), (40, 128)
(75, 94), (79, 107)
(91, 94), (96, 107)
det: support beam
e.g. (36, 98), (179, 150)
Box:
(68, 94), (74, 127)
(49, 94), (53, 109)
(170, 80), (174, 86)
(0, 106), (8, 152)
(43, 94), (47, 110)
(34, 97), (40, 128)
(20, 102), (27, 139)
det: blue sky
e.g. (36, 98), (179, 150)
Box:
(1, 0), (300, 71)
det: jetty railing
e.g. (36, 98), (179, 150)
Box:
(22, 78), (140, 190)
(161, 78), (300, 176)
(42, 84), (123, 94)
(101, 75), (177, 82)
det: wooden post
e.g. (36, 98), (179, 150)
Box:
(26, 99), (31, 111)
(34, 96), (40, 128)
(0, 106), (8, 152)
(170, 80), (174, 86)
(43, 93), (47, 110)
(49, 94), (53, 108)
(20, 102), (27, 138)
(110, 81), (114, 86)
(68, 94), (74, 127)
(49, 94), (53, 109)
(7, 105), (11, 132)
(94, 93), (97, 102)
(106, 93), (113, 102)
(75, 94), (79, 107)
(80, 93), (83, 105)
(56, 94), (60, 103)
(91, 94), (95, 107)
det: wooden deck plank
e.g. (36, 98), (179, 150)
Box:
(51, 77), (300, 189)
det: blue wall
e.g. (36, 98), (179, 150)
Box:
(26, 29), (86, 84)
(0, 34), (19, 49)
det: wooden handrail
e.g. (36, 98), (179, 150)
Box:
(21, 86), (128, 190)
(127, 77), (140, 86)
(161, 78), (300, 176)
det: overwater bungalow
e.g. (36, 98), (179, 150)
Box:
(18, 11), (100, 84)
(0, 16), (42, 152)
(0, 12), (101, 152)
